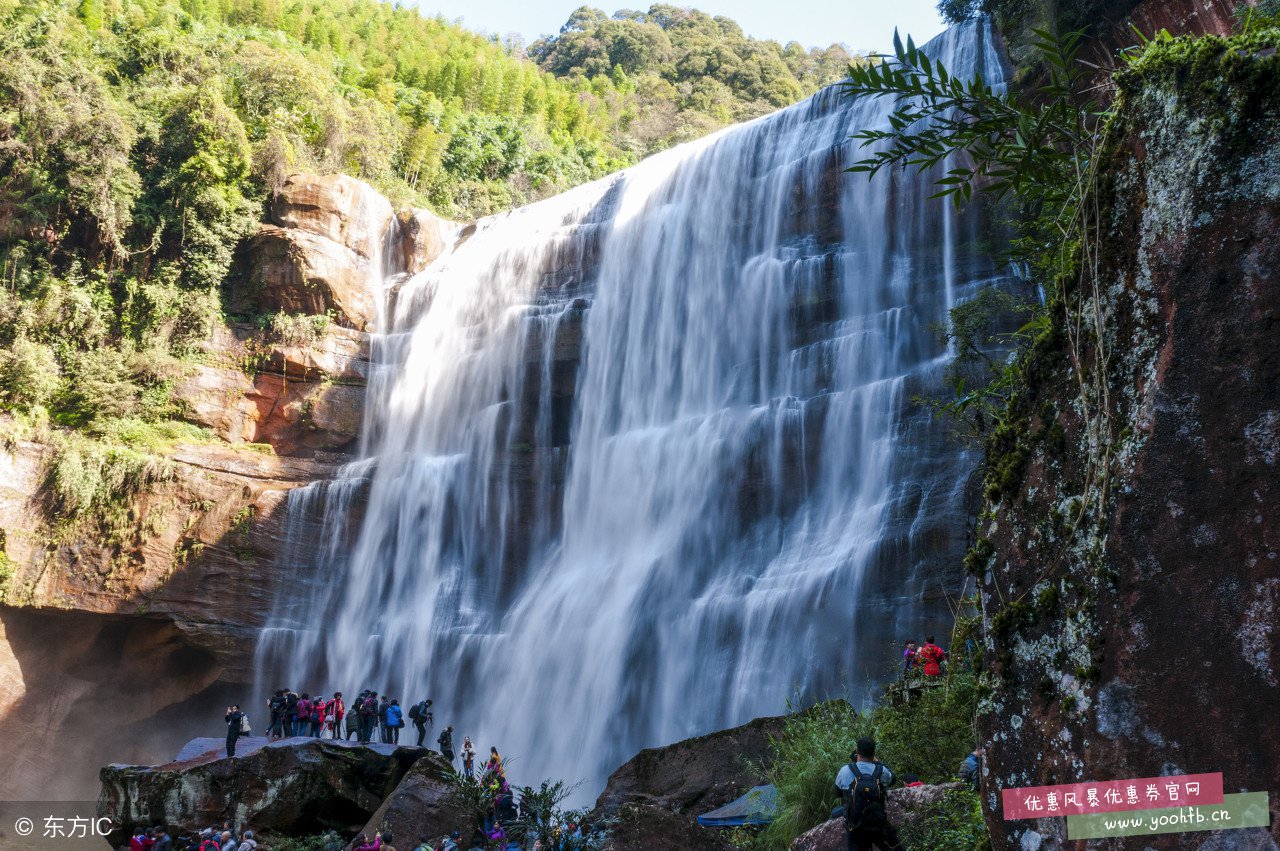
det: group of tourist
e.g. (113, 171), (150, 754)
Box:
(899, 635), (947, 678)
(129, 823), (256, 851)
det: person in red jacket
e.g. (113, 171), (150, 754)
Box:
(917, 636), (947, 677)
(327, 692), (345, 739)
(128, 827), (155, 851)
(310, 696), (327, 737)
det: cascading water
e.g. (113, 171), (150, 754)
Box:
(255, 18), (1011, 793)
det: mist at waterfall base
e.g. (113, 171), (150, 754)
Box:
(255, 20), (1010, 798)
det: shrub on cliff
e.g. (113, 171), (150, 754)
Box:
(0, 337), (61, 410)
(754, 699), (867, 848)
(754, 669), (982, 849)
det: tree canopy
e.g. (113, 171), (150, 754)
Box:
(530, 5), (857, 154)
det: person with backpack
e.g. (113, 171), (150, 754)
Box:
(917, 635), (946, 678)
(408, 698), (433, 746)
(385, 699), (404, 744)
(237, 831), (257, 851)
(310, 695), (326, 737)
(224, 705), (247, 758)
(437, 726), (455, 764)
(959, 747), (983, 790)
(834, 737), (903, 851)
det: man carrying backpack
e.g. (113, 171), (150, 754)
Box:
(834, 737), (903, 851)
(408, 698), (433, 746)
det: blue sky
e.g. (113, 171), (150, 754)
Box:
(409, 0), (948, 54)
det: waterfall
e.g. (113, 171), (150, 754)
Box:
(255, 19), (1011, 793)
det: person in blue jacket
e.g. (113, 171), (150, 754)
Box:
(385, 699), (404, 744)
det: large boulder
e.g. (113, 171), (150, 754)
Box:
(98, 738), (426, 846)
(395, 207), (456, 275)
(231, 172), (408, 331)
(240, 225), (379, 331)
(353, 753), (467, 849)
(592, 713), (785, 819)
(270, 173), (394, 261)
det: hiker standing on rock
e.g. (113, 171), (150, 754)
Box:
(900, 642), (917, 678)
(224, 705), (247, 758)
(284, 689), (299, 736)
(834, 736), (903, 851)
(437, 725), (455, 764)
(378, 695), (391, 743)
(385, 699), (404, 744)
(409, 698), (433, 746)
(267, 690), (285, 739)
(461, 736), (476, 778)
(327, 692), (345, 739)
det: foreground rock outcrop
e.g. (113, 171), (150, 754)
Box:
(590, 712), (786, 850)
(974, 34), (1280, 850)
(354, 756), (468, 849)
(99, 738), (434, 846)
(592, 712), (785, 820)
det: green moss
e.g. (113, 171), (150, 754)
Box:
(964, 537), (995, 577)
(1035, 584), (1059, 616)
(990, 600), (1033, 642)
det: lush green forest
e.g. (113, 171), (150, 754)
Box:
(530, 5), (853, 152)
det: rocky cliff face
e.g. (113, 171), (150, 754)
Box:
(0, 173), (452, 800)
(974, 35), (1280, 850)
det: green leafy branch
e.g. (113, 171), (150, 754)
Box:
(840, 28), (1097, 212)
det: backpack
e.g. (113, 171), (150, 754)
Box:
(844, 763), (888, 831)
(239, 714), (251, 734)
(408, 702), (421, 721)
(199, 840), (220, 851)
(311, 701), (324, 723)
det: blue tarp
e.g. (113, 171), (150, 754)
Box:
(696, 784), (778, 827)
